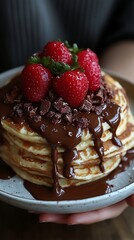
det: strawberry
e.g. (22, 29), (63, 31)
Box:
(43, 41), (72, 65)
(77, 49), (98, 67)
(53, 70), (89, 107)
(21, 64), (52, 102)
(77, 49), (101, 91)
(84, 61), (101, 91)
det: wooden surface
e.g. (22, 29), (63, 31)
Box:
(0, 200), (134, 240)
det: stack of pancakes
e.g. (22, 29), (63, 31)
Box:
(0, 73), (134, 187)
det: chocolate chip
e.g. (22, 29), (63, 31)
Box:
(53, 98), (63, 111)
(64, 113), (73, 123)
(13, 104), (23, 117)
(79, 99), (92, 112)
(95, 89), (103, 101)
(54, 113), (62, 119)
(40, 124), (46, 132)
(47, 111), (55, 118)
(29, 107), (38, 118)
(40, 99), (51, 116)
(73, 109), (78, 114)
(86, 95), (92, 102)
(33, 115), (42, 122)
(94, 106), (103, 115)
(51, 113), (62, 124)
(76, 117), (88, 128)
(23, 103), (32, 111)
(61, 105), (71, 114)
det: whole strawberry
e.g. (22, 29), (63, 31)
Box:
(77, 49), (100, 91)
(77, 49), (98, 67)
(43, 41), (72, 65)
(53, 70), (89, 107)
(84, 61), (101, 91)
(21, 64), (52, 102)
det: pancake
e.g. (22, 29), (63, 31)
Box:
(0, 72), (134, 188)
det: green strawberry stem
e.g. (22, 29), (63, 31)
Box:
(64, 41), (83, 54)
(27, 55), (80, 76)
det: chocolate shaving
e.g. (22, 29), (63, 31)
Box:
(47, 111), (56, 118)
(23, 103), (32, 112)
(33, 115), (42, 122)
(13, 104), (23, 118)
(54, 98), (71, 114)
(75, 117), (88, 128)
(28, 107), (38, 118)
(79, 99), (92, 112)
(40, 99), (51, 116)
(64, 113), (73, 123)
(40, 124), (46, 132)
(52, 113), (62, 124)
(95, 89), (104, 101)
(94, 106), (103, 115)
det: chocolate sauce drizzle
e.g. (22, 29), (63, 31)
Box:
(51, 145), (64, 196)
(102, 102), (122, 147)
(0, 75), (122, 197)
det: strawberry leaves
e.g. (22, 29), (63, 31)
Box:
(42, 57), (70, 75)
(27, 55), (80, 76)
(64, 41), (82, 54)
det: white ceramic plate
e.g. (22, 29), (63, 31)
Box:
(0, 67), (134, 214)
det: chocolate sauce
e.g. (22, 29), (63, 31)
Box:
(24, 177), (111, 201)
(24, 148), (134, 200)
(51, 144), (64, 196)
(86, 112), (104, 171)
(63, 148), (77, 178)
(24, 114), (83, 195)
(0, 75), (123, 198)
(102, 102), (122, 147)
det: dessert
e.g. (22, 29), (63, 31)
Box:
(0, 41), (134, 199)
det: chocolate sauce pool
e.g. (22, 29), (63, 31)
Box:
(0, 75), (132, 201)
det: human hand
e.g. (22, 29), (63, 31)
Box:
(39, 195), (134, 225)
